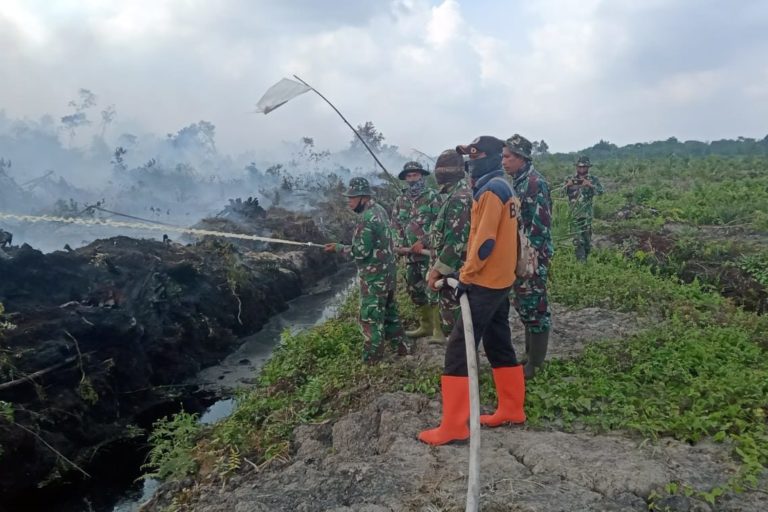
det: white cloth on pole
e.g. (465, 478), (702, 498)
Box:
(254, 78), (311, 114)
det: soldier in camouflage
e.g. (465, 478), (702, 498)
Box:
(324, 177), (407, 363)
(503, 134), (554, 379)
(391, 161), (441, 340)
(426, 149), (472, 338)
(564, 155), (604, 262)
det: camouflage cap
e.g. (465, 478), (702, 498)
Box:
(434, 149), (465, 185)
(344, 177), (373, 197)
(435, 149), (463, 169)
(576, 155), (592, 167)
(505, 134), (533, 160)
(456, 135), (504, 157)
(398, 160), (430, 180)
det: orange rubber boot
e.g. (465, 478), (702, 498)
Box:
(418, 376), (470, 445)
(480, 366), (526, 427)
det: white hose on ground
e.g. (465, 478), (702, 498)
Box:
(435, 277), (480, 512)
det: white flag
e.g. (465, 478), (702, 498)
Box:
(254, 78), (311, 114)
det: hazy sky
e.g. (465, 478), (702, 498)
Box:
(2, 0), (767, 156)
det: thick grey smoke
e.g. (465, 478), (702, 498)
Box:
(0, 99), (411, 253)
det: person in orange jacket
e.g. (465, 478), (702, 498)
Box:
(420, 135), (526, 446)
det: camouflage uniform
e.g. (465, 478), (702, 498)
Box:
(392, 187), (440, 307)
(510, 160), (554, 333)
(564, 156), (604, 261)
(336, 178), (406, 362)
(430, 177), (471, 336)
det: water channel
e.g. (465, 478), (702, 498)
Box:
(59, 266), (356, 512)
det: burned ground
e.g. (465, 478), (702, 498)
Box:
(0, 221), (340, 508)
(600, 224), (768, 314)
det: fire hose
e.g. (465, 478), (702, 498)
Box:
(435, 276), (481, 512)
(0, 211), (322, 248)
(395, 247), (432, 257)
(1, 211), (480, 508)
(1, 207), (443, 254)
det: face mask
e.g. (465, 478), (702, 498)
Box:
(352, 198), (366, 213)
(408, 178), (425, 197)
(468, 153), (502, 179)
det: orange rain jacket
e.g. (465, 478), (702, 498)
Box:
(459, 170), (519, 289)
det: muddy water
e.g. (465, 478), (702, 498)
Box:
(194, 265), (355, 395)
(68, 266), (356, 512)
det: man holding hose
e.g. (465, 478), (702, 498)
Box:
(419, 136), (526, 446)
(324, 177), (407, 363)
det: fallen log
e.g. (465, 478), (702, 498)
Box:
(0, 355), (78, 392)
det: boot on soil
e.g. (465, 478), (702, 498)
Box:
(480, 366), (526, 427)
(406, 304), (433, 338)
(524, 329), (549, 380)
(430, 304), (446, 342)
(418, 375), (470, 445)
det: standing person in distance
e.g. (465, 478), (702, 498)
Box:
(564, 156), (604, 262)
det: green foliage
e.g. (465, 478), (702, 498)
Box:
(539, 154), (768, 231)
(77, 378), (99, 405)
(0, 302), (16, 332)
(0, 401), (13, 459)
(144, 152), (768, 505)
(0, 400), (13, 422)
(142, 410), (202, 480)
(535, 243), (768, 501)
(737, 253), (768, 287)
(550, 248), (723, 315)
(526, 321), (768, 444)
(210, 318), (368, 458)
(396, 264), (419, 327)
(145, 270), (434, 484)
(402, 373), (439, 395)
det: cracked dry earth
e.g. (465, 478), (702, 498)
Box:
(146, 305), (767, 511)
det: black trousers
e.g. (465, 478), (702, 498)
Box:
(444, 284), (518, 376)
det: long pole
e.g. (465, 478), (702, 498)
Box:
(410, 148), (436, 168)
(292, 75), (398, 185)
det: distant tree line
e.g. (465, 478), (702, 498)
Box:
(553, 135), (768, 161)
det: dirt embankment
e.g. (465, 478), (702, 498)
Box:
(142, 305), (766, 511)
(0, 230), (339, 507)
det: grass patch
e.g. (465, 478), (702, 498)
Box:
(530, 248), (768, 500)
(145, 154), (768, 504)
(143, 272), (429, 481)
